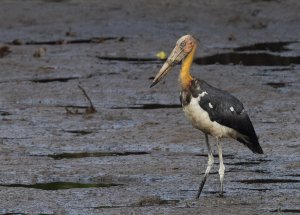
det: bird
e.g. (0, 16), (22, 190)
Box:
(150, 35), (263, 198)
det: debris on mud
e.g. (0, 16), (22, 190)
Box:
(65, 27), (77, 37)
(78, 85), (97, 114)
(65, 85), (97, 115)
(0, 46), (11, 58)
(33, 47), (46, 57)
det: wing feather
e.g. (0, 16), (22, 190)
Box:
(190, 79), (263, 154)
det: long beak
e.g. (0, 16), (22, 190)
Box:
(150, 45), (186, 88)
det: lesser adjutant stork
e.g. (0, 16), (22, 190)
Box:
(150, 35), (263, 198)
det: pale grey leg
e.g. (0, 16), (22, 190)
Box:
(216, 138), (225, 197)
(196, 134), (214, 199)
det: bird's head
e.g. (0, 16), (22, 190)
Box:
(150, 35), (198, 87)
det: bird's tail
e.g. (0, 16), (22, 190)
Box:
(237, 134), (264, 154)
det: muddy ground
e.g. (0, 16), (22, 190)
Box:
(0, 0), (299, 214)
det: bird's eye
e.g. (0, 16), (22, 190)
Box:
(180, 41), (186, 48)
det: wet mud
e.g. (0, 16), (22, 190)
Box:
(0, 0), (300, 214)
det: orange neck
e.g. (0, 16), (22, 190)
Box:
(179, 45), (196, 89)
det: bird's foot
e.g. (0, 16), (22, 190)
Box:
(218, 192), (225, 198)
(195, 191), (201, 200)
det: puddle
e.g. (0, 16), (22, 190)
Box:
(266, 82), (287, 88)
(111, 104), (181, 109)
(233, 41), (295, 52)
(31, 77), (79, 83)
(97, 41), (300, 66)
(62, 130), (94, 136)
(285, 174), (300, 177)
(98, 53), (300, 66)
(0, 110), (11, 116)
(97, 56), (161, 63)
(46, 151), (150, 160)
(234, 179), (300, 184)
(194, 53), (300, 66)
(9, 37), (124, 45)
(270, 209), (300, 213)
(0, 182), (121, 190)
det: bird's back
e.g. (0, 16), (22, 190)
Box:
(180, 79), (263, 154)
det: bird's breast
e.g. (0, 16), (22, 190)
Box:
(182, 94), (237, 139)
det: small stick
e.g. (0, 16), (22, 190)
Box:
(78, 85), (97, 113)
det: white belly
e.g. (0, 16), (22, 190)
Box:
(183, 96), (237, 139)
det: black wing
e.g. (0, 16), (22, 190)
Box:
(190, 79), (263, 154)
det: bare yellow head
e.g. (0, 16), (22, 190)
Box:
(150, 35), (198, 88)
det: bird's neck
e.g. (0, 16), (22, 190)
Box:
(180, 46), (196, 90)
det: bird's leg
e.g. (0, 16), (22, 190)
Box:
(216, 138), (225, 197)
(196, 133), (214, 199)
